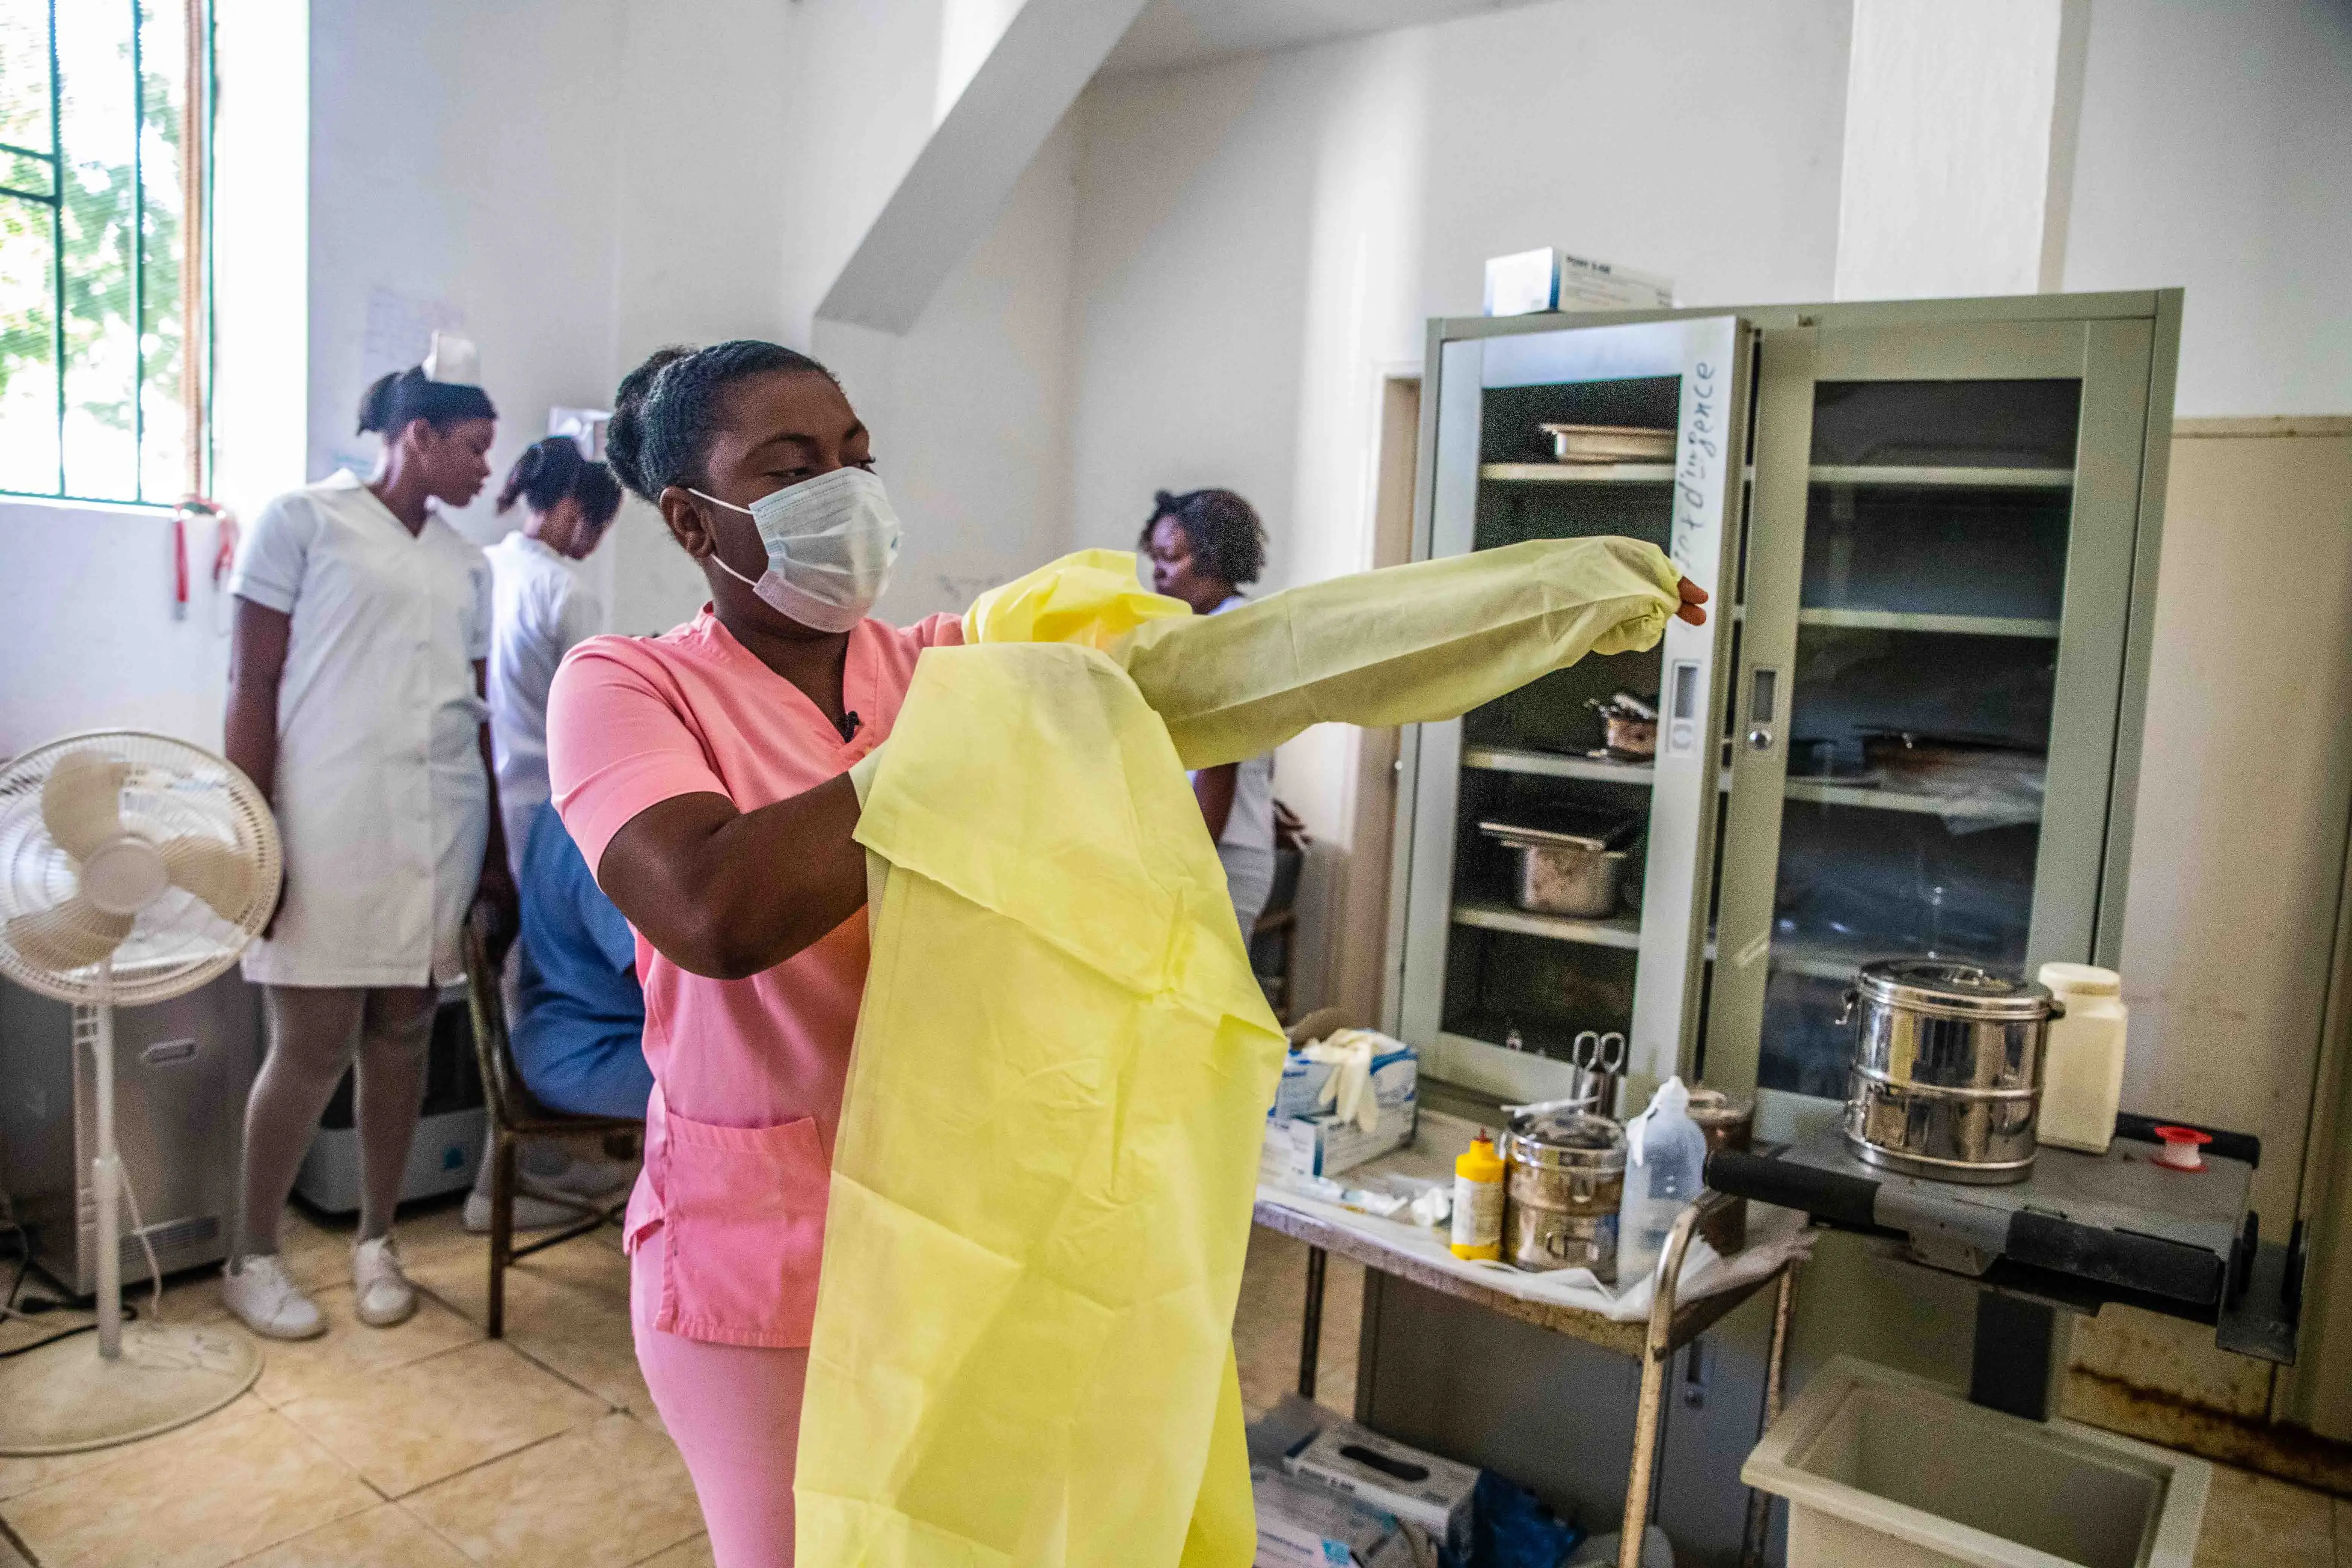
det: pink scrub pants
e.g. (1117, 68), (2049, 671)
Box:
(631, 1241), (808, 1566)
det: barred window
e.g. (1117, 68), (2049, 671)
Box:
(0, 0), (210, 505)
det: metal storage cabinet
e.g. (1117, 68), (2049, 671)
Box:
(1367, 290), (2180, 1563)
(1383, 291), (2180, 1132)
(1387, 313), (1757, 1106)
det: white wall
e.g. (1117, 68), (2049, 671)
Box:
(1066, 0), (1851, 856)
(1071, 0), (1851, 581)
(603, 0), (1082, 634)
(778, 0), (952, 348)
(818, 117), (1085, 623)
(1835, 0), (2081, 300)
(0, 502), (237, 757)
(599, 0), (803, 635)
(2062, 0), (2352, 417)
(304, 0), (629, 545)
(208, 0), (310, 521)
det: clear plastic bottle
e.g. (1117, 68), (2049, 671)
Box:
(1617, 1076), (1708, 1282)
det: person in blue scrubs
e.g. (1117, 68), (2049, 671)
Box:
(511, 800), (654, 1118)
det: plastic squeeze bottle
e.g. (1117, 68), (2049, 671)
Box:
(1617, 1076), (1708, 1282)
(1450, 1133), (1505, 1260)
(2036, 962), (2128, 1154)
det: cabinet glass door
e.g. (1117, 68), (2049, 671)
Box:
(1707, 318), (2156, 1119)
(1392, 315), (1752, 1103)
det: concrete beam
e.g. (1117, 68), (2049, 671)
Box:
(817, 0), (1150, 334)
(1835, 0), (2090, 299)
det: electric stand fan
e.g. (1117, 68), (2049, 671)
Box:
(0, 731), (282, 1454)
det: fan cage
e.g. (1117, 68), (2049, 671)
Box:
(0, 730), (281, 1007)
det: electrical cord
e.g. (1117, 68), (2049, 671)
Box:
(0, 1165), (167, 1356)
(0, 1215), (32, 1325)
(118, 1156), (169, 1324)
(0, 1249), (141, 1359)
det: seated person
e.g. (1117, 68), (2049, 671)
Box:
(511, 799), (654, 1119)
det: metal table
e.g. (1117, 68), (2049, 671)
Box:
(1256, 1184), (1799, 1568)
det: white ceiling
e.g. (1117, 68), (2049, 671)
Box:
(1096, 0), (1553, 78)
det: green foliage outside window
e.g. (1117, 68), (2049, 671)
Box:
(0, 0), (204, 504)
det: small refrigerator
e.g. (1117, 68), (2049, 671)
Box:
(0, 967), (262, 1296)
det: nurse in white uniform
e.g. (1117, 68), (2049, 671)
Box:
(484, 436), (622, 872)
(219, 360), (516, 1340)
(1140, 488), (1279, 937)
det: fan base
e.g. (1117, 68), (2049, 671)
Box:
(0, 1321), (262, 1455)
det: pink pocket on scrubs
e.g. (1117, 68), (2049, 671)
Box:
(653, 1109), (831, 1348)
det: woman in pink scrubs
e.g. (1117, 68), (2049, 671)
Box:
(548, 340), (1712, 1565)
(547, 342), (956, 1564)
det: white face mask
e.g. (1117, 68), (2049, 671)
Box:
(692, 467), (902, 633)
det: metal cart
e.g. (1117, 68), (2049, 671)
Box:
(1256, 1186), (1799, 1568)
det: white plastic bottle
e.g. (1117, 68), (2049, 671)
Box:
(2036, 962), (2128, 1154)
(1617, 1076), (1708, 1283)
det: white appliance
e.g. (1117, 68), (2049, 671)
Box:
(0, 966), (261, 1294)
(292, 985), (485, 1212)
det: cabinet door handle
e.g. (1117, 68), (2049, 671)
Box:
(1747, 665), (1780, 752)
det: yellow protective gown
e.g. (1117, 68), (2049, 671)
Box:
(798, 536), (1683, 1566)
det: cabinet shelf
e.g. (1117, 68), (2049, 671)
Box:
(1452, 900), (1643, 950)
(1783, 778), (2042, 821)
(1796, 608), (2060, 638)
(1694, 932), (1873, 983)
(1462, 746), (1656, 785)
(1808, 465), (2073, 489)
(1479, 462), (1676, 484)
(1769, 942), (1880, 982)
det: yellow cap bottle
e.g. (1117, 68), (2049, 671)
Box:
(1450, 1132), (1505, 1260)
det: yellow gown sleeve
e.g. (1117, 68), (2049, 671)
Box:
(1112, 534), (1682, 769)
(962, 547), (1192, 649)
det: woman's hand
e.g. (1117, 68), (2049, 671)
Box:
(1674, 577), (1710, 626)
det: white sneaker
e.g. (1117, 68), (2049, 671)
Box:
(220, 1253), (326, 1340)
(351, 1236), (418, 1328)
(462, 1188), (592, 1235)
(525, 1150), (635, 1200)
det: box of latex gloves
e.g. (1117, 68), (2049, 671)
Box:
(1251, 1464), (1416, 1568)
(1262, 1030), (1418, 1181)
(1283, 1418), (1478, 1561)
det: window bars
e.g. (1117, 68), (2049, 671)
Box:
(0, 0), (210, 505)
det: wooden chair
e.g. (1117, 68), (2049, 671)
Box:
(461, 909), (642, 1338)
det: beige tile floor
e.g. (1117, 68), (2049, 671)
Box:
(0, 1200), (706, 1568)
(0, 1207), (2342, 1566)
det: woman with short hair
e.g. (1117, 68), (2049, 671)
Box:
(1140, 487), (1279, 936)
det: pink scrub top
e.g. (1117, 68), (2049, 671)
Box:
(547, 605), (963, 1347)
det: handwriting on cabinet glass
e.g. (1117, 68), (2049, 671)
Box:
(1671, 359), (1719, 579)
